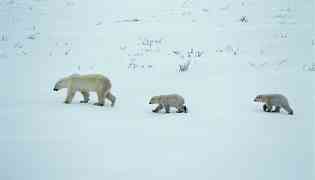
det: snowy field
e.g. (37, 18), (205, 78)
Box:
(0, 0), (314, 179)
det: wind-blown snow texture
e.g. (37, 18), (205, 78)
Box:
(0, 0), (314, 179)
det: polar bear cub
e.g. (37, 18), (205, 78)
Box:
(53, 74), (116, 107)
(254, 94), (293, 115)
(149, 94), (187, 113)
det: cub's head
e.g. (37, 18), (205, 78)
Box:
(53, 77), (68, 91)
(149, 96), (160, 104)
(254, 95), (265, 102)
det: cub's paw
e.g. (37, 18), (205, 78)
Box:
(80, 100), (89, 103)
(111, 99), (116, 107)
(64, 101), (71, 104)
(111, 101), (115, 107)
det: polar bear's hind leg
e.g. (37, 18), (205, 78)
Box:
(176, 105), (187, 113)
(272, 106), (281, 113)
(106, 92), (116, 107)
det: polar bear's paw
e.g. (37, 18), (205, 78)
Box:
(111, 99), (116, 107)
(94, 102), (104, 106)
(80, 100), (89, 103)
(64, 101), (71, 104)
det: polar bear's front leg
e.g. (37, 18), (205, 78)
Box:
(263, 104), (272, 112)
(153, 104), (163, 113)
(80, 91), (90, 103)
(65, 89), (76, 104)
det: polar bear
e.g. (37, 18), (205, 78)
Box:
(149, 94), (187, 113)
(254, 94), (293, 115)
(53, 74), (116, 107)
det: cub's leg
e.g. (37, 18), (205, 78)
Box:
(282, 104), (294, 115)
(65, 89), (76, 104)
(176, 105), (187, 113)
(272, 106), (281, 113)
(164, 105), (170, 113)
(182, 105), (188, 113)
(263, 104), (272, 112)
(94, 91), (105, 106)
(153, 104), (163, 113)
(106, 92), (116, 107)
(80, 91), (90, 103)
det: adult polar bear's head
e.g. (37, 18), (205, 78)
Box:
(53, 74), (79, 91)
(149, 96), (161, 104)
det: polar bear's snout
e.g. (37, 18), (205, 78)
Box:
(54, 80), (64, 91)
(53, 84), (60, 91)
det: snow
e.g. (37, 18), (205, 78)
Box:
(0, 0), (314, 179)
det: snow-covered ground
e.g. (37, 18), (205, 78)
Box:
(0, 0), (314, 179)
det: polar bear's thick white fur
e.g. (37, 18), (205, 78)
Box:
(149, 94), (187, 113)
(54, 74), (116, 107)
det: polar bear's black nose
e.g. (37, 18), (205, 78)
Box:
(53, 88), (58, 91)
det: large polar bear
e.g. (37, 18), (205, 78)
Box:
(53, 74), (116, 107)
